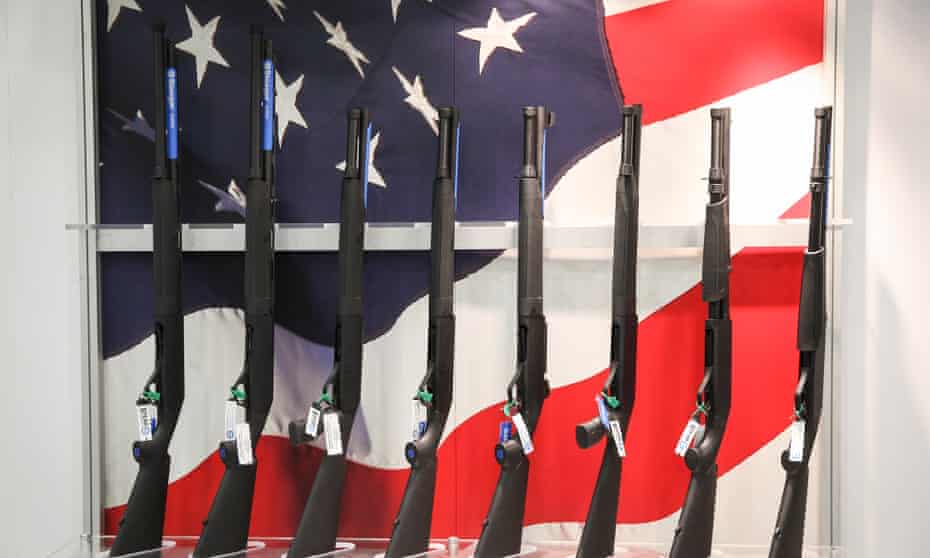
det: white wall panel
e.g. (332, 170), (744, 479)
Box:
(0, 0), (85, 554)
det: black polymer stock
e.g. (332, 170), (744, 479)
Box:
(474, 107), (554, 558)
(574, 105), (643, 558)
(110, 24), (184, 557)
(385, 108), (460, 558)
(286, 108), (370, 558)
(668, 108), (733, 558)
(193, 27), (276, 558)
(768, 107), (832, 558)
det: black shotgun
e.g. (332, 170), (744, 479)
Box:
(385, 108), (460, 558)
(668, 108), (733, 558)
(574, 105), (643, 558)
(768, 107), (832, 558)
(110, 24), (184, 557)
(286, 108), (370, 558)
(474, 106), (554, 558)
(193, 26), (276, 558)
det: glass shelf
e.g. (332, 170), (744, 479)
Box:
(525, 540), (843, 558)
(48, 537), (460, 558)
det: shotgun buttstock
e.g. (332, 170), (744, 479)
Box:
(192, 452), (257, 558)
(668, 466), (718, 558)
(109, 454), (170, 556)
(385, 456), (439, 558)
(474, 455), (530, 558)
(289, 453), (349, 558)
(576, 447), (623, 558)
(768, 461), (810, 558)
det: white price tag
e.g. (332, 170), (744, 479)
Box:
(511, 413), (534, 455)
(236, 423), (254, 465)
(324, 412), (343, 456)
(411, 400), (428, 440)
(675, 419), (701, 456)
(136, 404), (157, 441)
(788, 419), (806, 462)
(305, 406), (322, 438)
(224, 401), (244, 441)
(609, 420), (626, 458)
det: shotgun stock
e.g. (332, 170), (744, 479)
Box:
(286, 108), (370, 558)
(193, 26), (276, 558)
(768, 107), (832, 558)
(574, 104), (642, 558)
(474, 107), (554, 558)
(385, 107), (460, 558)
(668, 108), (732, 558)
(110, 24), (184, 556)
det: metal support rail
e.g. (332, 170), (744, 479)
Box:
(67, 220), (850, 254)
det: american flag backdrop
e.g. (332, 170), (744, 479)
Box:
(98, 0), (830, 545)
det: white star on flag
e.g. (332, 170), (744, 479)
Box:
(105, 108), (154, 141)
(266, 0), (286, 21)
(197, 179), (246, 216)
(390, 0), (434, 22)
(275, 72), (308, 146)
(337, 131), (387, 188)
(176, 6), (230, 88)
(106, 0), (141, 32)
(458, 8), (537, 75)
(392, 67), (439, 135)
(313, 11), (371, 78)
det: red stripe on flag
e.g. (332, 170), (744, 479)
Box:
(605, 0), (824, 124)
(105, 248), (803, 538)
(780, 192), (812, 219)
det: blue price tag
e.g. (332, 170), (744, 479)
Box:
(499, 421), (513, 443)
(596, 395), (610, 428)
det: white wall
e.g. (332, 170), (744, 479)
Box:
(838, 0), (930, 557)
(0, 0), (86, 555)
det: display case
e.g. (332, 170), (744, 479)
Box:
(65, 0), (848, 557)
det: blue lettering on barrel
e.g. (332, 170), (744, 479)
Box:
(262, 60), (275, 151)
(166, 68), (178, 160)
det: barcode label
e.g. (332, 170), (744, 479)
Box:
(136, 404), (157, 441)
(609, 420), (626, 458)
(512, 413), (534, 455)
(675, 419), (701, 456)
(236, 423), (253, 465)
(412, 400), (428, 440)
(324, 411), (343, 456)
(224, 401), (244, 441)
(305, 406), (322, 437)
(788, 419), (806, 462)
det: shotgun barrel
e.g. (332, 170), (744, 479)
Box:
(286, 108), (370, 558)
(474, 106), (554, 558)
(385, 107), (460, 558)
(193, 26), (276, 558)
(668, 108), (733, 558)
(768, 107), (832, 558)
(110, 24), (184, 556)
(574, 104), (642, 558)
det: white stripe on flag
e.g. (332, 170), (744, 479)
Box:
(603, 0), (671, 17)
(103, 64), (826, 507)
